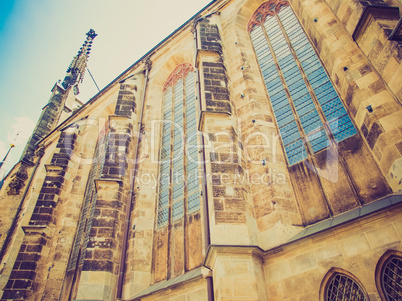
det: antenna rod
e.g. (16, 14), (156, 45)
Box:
(0, 144), (15, 170)
(87, 68), (101, 92)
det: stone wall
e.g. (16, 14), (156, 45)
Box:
(0, 0), (401, 300)
(1, 131), (77, 300)
(263, 203), (402, 300)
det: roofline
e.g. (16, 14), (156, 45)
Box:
(37, 0), (219, 147)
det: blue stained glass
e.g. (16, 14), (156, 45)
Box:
(288, 81), (307, 96)
(303, 116), (326, 134)
(187, 179), (199, 191)
(282, 130), (304, 146)
(293, 92), (312, 106)
(314, 81), (333, 98)
(188, 193), (200, 213)
(289, 87), (309, 100)
(303, 62), (321, 75)
(296, 101), (316, 117)
(309, 75), (329, 89)
(300, 55), (319, 68)
(276, 105), (293, 119)
(280, 120), (299, 137)
(271, 92), (288, 107)
(323, 101), (345, 117)
(317, 93), (338, 106)
(172, 201), (184, 220)
(307, 67), (325, 79)
(281, 64), (299, 76)
(293, 43), (310, 55)
(157, 71), (201, 227)
(286, 140), (308, 164)
(284, 71), (303, 86)
(308, 128), (329, 152)
(277, 114), (295, 128)
(266, 79), (282, 90)
(334, 126), (357, 141)
(254, 5), (356, 162)
(157, 207), (169, 227)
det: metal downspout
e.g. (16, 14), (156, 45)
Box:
(192, 18), (214, 301)
(116, 59), (151, 300)
(0, 150), (44, 264)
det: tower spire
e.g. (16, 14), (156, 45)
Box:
(62, 29), (97, 95)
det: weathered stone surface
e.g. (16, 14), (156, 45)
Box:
(0, 1), (401, 301)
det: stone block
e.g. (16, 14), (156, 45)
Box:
(365, 223), (400, 249)
(233, 278), (258, 297)
(340, 234), (371, 257)
(264, 261), (291, 283)
(314, 244), (342, 262)
(289, 252), (318, 276)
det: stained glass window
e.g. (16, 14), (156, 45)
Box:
(249, 1), (356, 165)
(157, 64), (201, 227)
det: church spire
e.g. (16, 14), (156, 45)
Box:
(62, 29), (97, 95)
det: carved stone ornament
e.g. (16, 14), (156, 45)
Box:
(8, 165), (28, 195)
(35, 145), (46, 158)
(163, 63), (194, 91)
(247, 0), (289, 32)
(191, 17), (198, 34)
(143, 57), (152, 71)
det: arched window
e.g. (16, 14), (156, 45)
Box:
(248, 0), (357, 165)
(157, 63), (201, 227)
(376, 250), (402, 300)
(320, 268), (368, 301)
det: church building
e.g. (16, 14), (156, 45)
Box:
(0, 0), (402, 300)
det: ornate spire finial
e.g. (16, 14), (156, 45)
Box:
(191, 17), (199, 34)
(62, 29), (97, 94)
(143, 57), (152, 71)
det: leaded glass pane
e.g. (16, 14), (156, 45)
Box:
(250, 3), (357, 166)
(172, 200), (184, 221)
(264, 13), (329, 154)
(251, 26), (307, 165)
(157, 207), (169, 227)
(278, 5), (356, 144)
(157, 66), (201, 226)
(188, 192), (200, 213)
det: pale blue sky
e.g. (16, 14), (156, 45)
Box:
(0, 0), (213, 178)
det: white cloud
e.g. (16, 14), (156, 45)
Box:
(0, 116), (36, 176)
(0, 140), (6, 160)
(7, 116), (35, 146)
(0, 139), (9, 178)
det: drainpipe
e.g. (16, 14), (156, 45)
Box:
(0, 149), (44, 264)
(192, 18), (214, 301)
(116, 58), (151, 300)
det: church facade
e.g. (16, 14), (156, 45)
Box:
(0, 0), (402, 300)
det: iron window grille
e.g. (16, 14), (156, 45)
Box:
(326, 273), (367, 301)
(382, 256), (402, 300)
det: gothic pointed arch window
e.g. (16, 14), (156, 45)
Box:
(248, 0), (357, 165)
(320, 268), (369, 301)
(375, 250), (402, 300)
(157, 63), (201, 227)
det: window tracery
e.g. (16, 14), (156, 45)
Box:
(157, 63), (201, 227)
(248, 0), (357, 165)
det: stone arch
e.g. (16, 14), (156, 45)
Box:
(142, 48), (195, 163)
(163, 63), (194, 91)
(319, 267), (369, 301)
(375, 249), (402, 301)
(149, 48), (194, 94)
